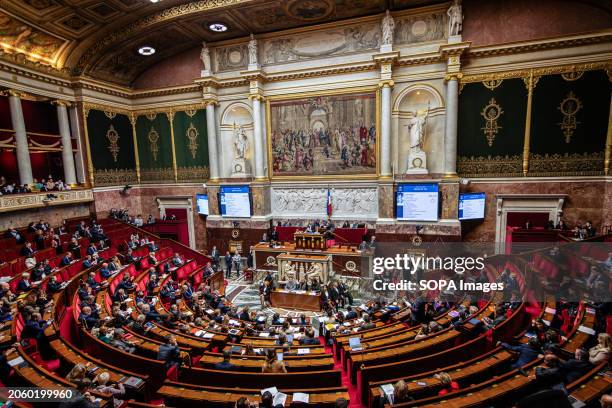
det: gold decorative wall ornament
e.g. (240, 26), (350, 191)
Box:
(106, 125), (120, 162)
(561, 71), (584, 81)
(482, 79), (503, 90)
(529, 152), (603, 177)
(146, 113), (157, 121)
(186, 123), (199, 159)
(147, 127), (160, 161)
(104, 111), (117, 120)
(480, 98), (503, 147)
(558, 91), (582, 143)
(185, 110), (197, 117)
(457, 155), (522, 178)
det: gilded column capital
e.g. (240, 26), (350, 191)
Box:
(52, 99), (71, 108)
(203, 99), (219, 107)
(444, 73), (463, 82)
(378, 80), (395, 89)
(248, 94), (265, 102)
(8, 89), (27, 98)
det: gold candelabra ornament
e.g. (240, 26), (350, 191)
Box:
(148, 126), (160, 161)
(558, 91), (582, 143)
(481, 98), (503, 147)
(186, 123), (199, 159)
(106, 125), (120, 162)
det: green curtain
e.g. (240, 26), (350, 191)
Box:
(86, 109), (137, 186)
(173, 109), (210, 181)
(529, 70), (609, 176)
(135, 113), (174, 183)
(457, 79), (527, 177)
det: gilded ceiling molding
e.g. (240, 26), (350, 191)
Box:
(467, 31), (612, 59)
(460, 62), (612, 84)
(82, 102), (131, 117)
(76, 0), (255, 71)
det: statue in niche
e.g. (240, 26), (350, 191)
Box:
(248, 34), (258, 67)
(405, 107), (430, 174)
(381, 10), (395, 48)
(407, 107), (429, 152)
(233, 125), (248, 159)
(200, 41), (211, 73)
(447, 0), (463, 37)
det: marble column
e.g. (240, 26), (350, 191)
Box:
(205, 103), (220, 180)
(56, 102), (77, 185)
(68, 106), (86, 184)
(8, 92), (33, 185)
(251, 96), (265, 180)
(380, 83), (392, 177)
(444, 76), (459, 177)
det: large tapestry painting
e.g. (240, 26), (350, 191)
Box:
(269, 92), (377, 177)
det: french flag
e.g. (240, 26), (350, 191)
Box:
(327, 188), (332, 217)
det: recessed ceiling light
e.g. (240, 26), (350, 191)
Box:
(138, 46), (155, 56)
(209, 22), (228, 32)
(149, 0), (160, 3)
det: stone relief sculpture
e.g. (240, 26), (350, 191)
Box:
(447, 0), (463, 38)
(248, 34), (259, 68)
(271, 187), (377, 217)
(200, 41), (211, 74)
(262, 24), (379, 65)
(380, 10), (395, 51)
(214, 44), (248, 72)
(394, 12), (447, 44)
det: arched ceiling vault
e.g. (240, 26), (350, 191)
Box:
(0, 0), (446, 86)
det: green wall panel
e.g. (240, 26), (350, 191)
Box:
(86, 109), (137, 186)
(135, 113), (173, 182)
(457, 78), (527, 177)
(173, 109), (210, 181)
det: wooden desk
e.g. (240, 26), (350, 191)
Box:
(271, 289), (321, 311)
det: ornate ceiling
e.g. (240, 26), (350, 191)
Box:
(0, 0), (446, 86)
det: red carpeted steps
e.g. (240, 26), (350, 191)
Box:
(321, 336), (363, 407)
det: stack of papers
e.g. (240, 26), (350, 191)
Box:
(293, 392), (309, 403)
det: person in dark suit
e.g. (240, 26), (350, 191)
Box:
(210, 246), (220, 270)
(98, 263), (112, 279)
(224, 252), (232, 278)
(158, 335), (182, 368)
(560, 348), (592, 383)
(22, 312), (48, 340)
(500, 337), (541, 369)
(338, 281), (353, 306)
(20, 242), (34, 257)
(60, 252), (74, 267)
(345, 305), (358, 320)
(214, 351), (237, 370)
(78, 306), (99, 330)
(238, 307), (251, 322)
(299, 329), (320, 345)
(16, 273), (32, 293)
(46, 276), (62, 293)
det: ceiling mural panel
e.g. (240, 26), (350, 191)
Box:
(0, 9), (68, 65)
